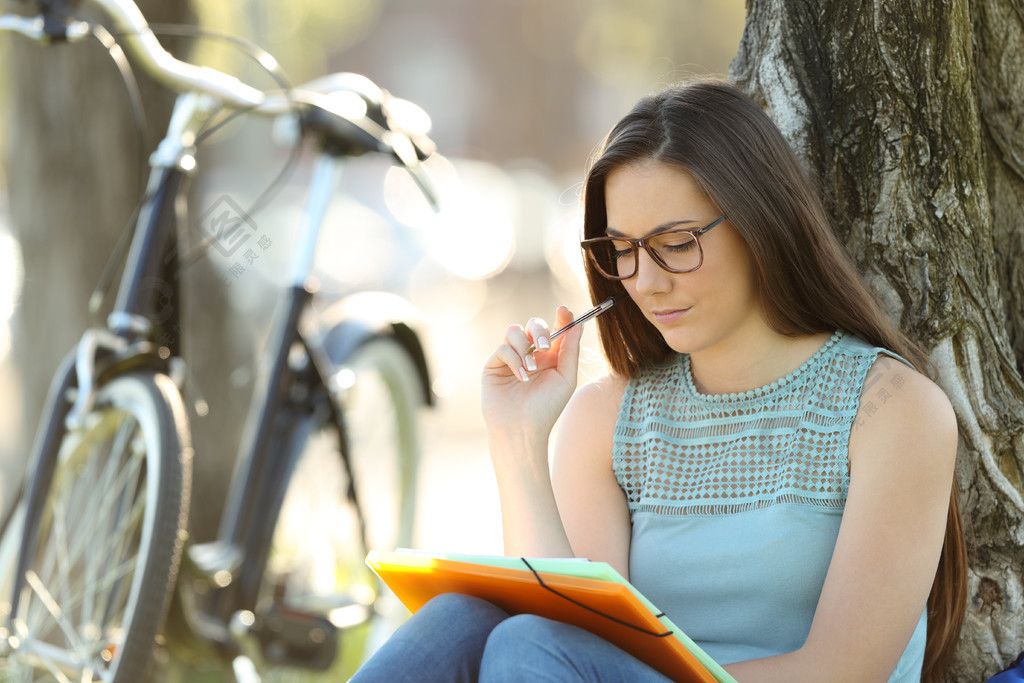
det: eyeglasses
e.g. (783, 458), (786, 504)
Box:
(581, 215), (726, 280)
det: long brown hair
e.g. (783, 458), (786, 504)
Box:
(581, 78), (966, 679)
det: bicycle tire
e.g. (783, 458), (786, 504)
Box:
(257, 337), (424, 681)
(4, 371), (191, 683)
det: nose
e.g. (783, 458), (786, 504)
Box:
(631, 246), (671, 296)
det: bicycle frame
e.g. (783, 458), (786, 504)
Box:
(3, 4), (438, 673)
(217, 153), (342, 555)
(7, 83), (432, 650)
(140, 95), (434, 649)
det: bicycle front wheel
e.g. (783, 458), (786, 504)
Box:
(258, 337), (424, 680)
(4, 371), (191, 683)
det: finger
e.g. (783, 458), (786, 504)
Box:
(553, 305), (580, 345)
(486, 342), (532, 382)
(551, 305), (583, 373)
(553, 306), (574, 332)
(525, 317), (551, 351)
(503, 323), (539, 375)
(504, 324), (532, 356)
(545, 306), (576, 350)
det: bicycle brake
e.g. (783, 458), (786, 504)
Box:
(65, 328), (128, 431)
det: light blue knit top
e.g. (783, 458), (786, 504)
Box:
(612, 331), (926, 681)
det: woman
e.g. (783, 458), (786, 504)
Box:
(352, 79), (967, 682)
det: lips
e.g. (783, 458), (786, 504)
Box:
(651, 308), (690, 325)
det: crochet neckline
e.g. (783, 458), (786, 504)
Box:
(680, 330), (844, 405)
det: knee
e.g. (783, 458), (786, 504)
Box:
(418, 592), (509, 627)
(404, 592), (510, 649)
(480, 614), (566, 674)
(489, 613), (561, 645)
(351, 594), (509, 683)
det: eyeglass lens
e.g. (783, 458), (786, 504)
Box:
(588, 230), (700, 279)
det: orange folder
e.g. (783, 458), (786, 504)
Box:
(366, 550), (728, 683)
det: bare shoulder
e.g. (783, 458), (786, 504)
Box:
(556, 372), (629, 461)
(854, 355), (955, 428)
(568, 372), (629, 414)
(850, 355), (958, 468)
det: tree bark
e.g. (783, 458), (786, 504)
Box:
(732, 0), (1024, 679)
(974, 0), (1024, 379)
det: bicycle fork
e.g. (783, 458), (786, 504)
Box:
(1, 94), (212, 653)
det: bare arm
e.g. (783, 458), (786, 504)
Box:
(481, 307), (632, 575)
(725, 357), (958, 682)
(551, 375), (633, 578)
(482, 306), (579, 559)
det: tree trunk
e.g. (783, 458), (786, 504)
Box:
(3, 0), (245, 542)
(731, 0), (1024, 679)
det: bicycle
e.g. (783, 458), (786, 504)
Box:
(0, 0), (439, 680)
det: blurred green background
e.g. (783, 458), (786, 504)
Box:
(0, 0), (745, 552)
(0, 0), (744, 678)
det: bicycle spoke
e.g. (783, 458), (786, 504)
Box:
(37, 550), (139, 636)
(39, 651), (74, 683)
(31, 417), (116, 632)
(23, 571), (84, 665)
(24, 411), (141, 649)
(50, 510), (143, 655)
(93, 430), (145, 632)
(7, 637), (97, 683)
(52, 493), (74, 642)
(21, 552), (131, 675)
(8, 375), (182, 683)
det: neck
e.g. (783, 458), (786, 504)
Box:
(688, 326), (832, 395)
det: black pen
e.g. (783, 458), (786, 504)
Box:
(527, 291), (626, 353)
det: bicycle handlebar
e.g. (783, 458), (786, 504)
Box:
(5, 0), (275, 108)
(0, 14), (88, 42)
(2, 0), (441, 207)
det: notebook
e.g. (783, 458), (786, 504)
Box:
(366, 549), (735, 683)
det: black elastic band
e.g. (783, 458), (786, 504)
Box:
(520, 558), (672, 638)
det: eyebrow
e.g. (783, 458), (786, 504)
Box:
(605, 219), (697, 238)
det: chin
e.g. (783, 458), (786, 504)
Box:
(657, 327), (704, 356)
(657, 318), (739, 357)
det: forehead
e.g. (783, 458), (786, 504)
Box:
(604, 160), (712, 234)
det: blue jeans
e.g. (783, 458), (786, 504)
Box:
(349, 593), (674, 682)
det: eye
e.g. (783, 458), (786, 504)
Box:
(653, 231), (697, 253)
(610, 239), (634, 258)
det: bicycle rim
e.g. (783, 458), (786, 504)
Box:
(259, 338), (423, 681)
(0, 488), (25, 608)
(4, 372), (191, 683)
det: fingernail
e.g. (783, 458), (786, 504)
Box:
(537, 336), (550, 350)
(525, 355), (537, 372)
(517, 367), (530, 382)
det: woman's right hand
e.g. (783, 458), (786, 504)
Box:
(480, 305), (591, 559)
(481, 305), (583, 442)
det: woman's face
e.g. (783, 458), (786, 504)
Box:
(603, 159), (764, 356)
